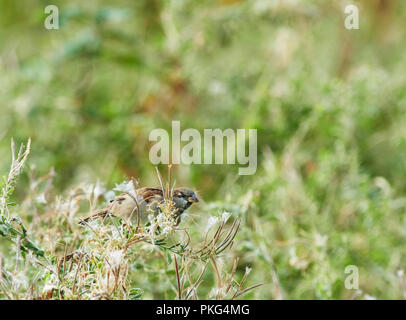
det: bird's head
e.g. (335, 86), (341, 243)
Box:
(172, 187), (199, 213)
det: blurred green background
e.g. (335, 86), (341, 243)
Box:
(2, 0), (406, 299)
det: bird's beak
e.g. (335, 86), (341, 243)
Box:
(188, 195), (199, 203)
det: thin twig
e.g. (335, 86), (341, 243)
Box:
(174, 254), (181, 300)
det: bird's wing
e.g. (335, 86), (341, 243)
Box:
(136, 188), (164, 205)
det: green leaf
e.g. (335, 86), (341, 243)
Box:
(129, 288), (144, 300)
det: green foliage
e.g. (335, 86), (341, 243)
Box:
(1, 0), (406, 299)
(129, 288), (144, 300)
(0, 139), (44, 257)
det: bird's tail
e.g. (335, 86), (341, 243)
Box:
(78, 208), (110, 226)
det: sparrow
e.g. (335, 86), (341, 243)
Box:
(79, 187), (199, 226)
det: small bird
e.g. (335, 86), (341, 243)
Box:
(79, 187), (199, 226)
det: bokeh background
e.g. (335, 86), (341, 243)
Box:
(1, 0), (406, 299)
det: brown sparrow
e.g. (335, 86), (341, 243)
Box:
(79, 187), (199, 226)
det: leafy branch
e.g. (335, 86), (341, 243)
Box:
(0, 138), (44, 257)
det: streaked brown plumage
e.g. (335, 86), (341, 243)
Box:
(79, 187), (199, 226)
